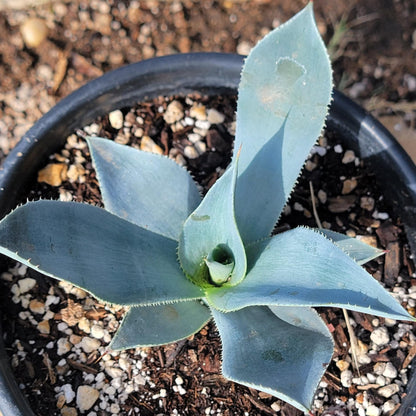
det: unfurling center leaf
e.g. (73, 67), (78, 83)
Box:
(179, 155), (246, 288)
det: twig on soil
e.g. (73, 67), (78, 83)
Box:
(244, 393), (276, 415)
(309, 181), (323, 229)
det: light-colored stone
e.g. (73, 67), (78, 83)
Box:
(189, 104), (207, 120)
(188, 133), (202, 143)
(38, 163), (68, 186)
(56, 394), (66, 409)
(366, 405), (381, 416)
(62, 384), (75, 403)
(78, 317), (91, 334)
(183, 145), (199, 159)
(336, 359), (350, 372)
(382, 400), (396, 414)
(164, 100), (184, 124)
(371, 327), (390, 346)
(57, 338), (73, 356)
(317, 189), (327, 204)
(20, 17), (48, 48)
(29, 299), (45, 314)
(105, 366), (124, 379)
(80, 337), (101, 353)
(66, 164), (86, 183)
(18, 277), (36, 293)
(140, 136), (163, 155)
(382, 362), (398, 379)
(90, 324), (105, 339)
(207, 108), (225, 124)
(342, 178), (358, 194)
(194, 141), (206, 155)
(37, 320), (50, 334)
(378, 383), (400, 398)
(305, 160), (317, 171)
(342, 149), (356, 164)
(76, 386), (99, 412)
(360, 196), (375, 211)
(108, 110), (124, 129)
(341, 369), (353, 387)
(61, 406), (77, 416)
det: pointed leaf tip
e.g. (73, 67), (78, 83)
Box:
(233, 1), (332, 244)
(87, 136), (201, 240)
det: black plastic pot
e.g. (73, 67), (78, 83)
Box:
(1, 53), (415, 416)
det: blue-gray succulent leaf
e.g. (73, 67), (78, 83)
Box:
(206, 227), (413, 321)
(0, 200), (203, 306)
(234, 2), (332, 244)
(111, 301), (211, 350)
(211, 305), (334, 412)
(88, 136), (201, 241)
(318, 228), (384, 265)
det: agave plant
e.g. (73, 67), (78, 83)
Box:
(0, 3), (413, 412)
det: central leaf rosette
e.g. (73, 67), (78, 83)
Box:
(178, 153), (247, 288)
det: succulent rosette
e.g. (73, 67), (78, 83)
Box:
(0, 3), (412, 411)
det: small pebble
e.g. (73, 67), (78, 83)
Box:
(37, 320), (50, 334)
(188, 133), (202, 143)
(183, 145), (199, 159)
(378, 383), (400, 398)
(341, 370), (353, 387)
(336, 359), (350, 372)
(108, 110), (124, 129)
(382, 400), (397, 414)
(105, 367), (124, 379)
(57, 338), (72, 356)
(366, 404), (381, 416)
(342, 150), (356, 164)
(20, 17), (48, 48)
(29, 299), (45, 315)
(317, 189), (327, 204)
(60, 407), (77, 416)
(80, 337), (101, 353)
(360, 196), (375, 211)
(78, 317), (91, 333)
(38, 163), (68, 186)
(76, 386), (99, 412)
(371, 327), (390, 346)
(164, 100), (184, 124)
(342, 178), (358, 194)
(56, 394), (66, 409)
(140, 136), (163, 155)
(207, 108), (225, 124)
(382, 362), (398, 379)
(18, 277), (37, 294)
(194, 141), (206, 155)
(61, 384), (76, 404)
(90, 324), (105, 340)
(376, 375), (386, 386)
(189, 104), (207, 120)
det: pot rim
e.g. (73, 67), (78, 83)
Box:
(0, 52), (415, 416)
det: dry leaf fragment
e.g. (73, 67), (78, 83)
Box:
(60, 299), (85, 326)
